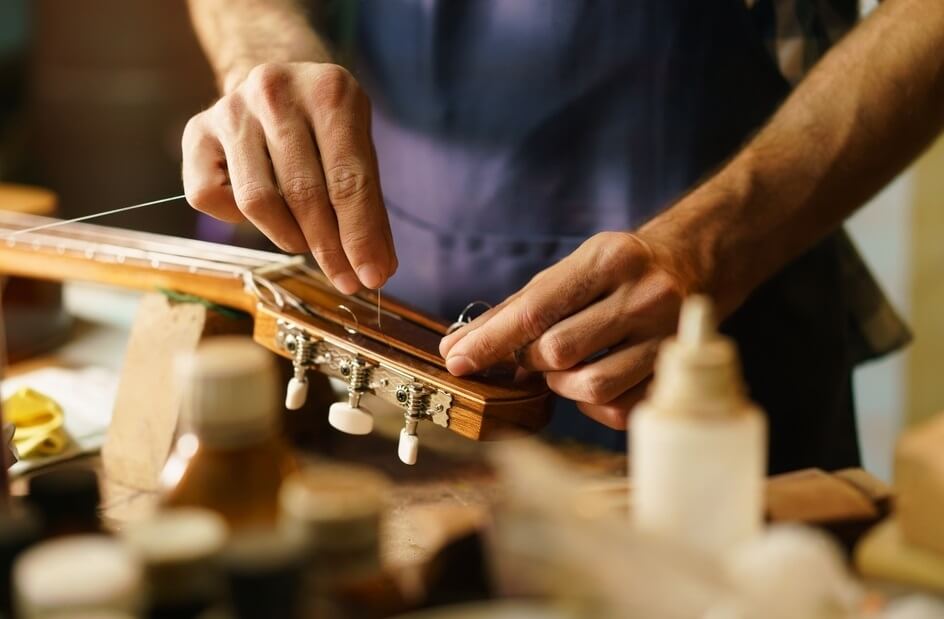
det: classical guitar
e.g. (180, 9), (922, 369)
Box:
(0, 210), (551, 463)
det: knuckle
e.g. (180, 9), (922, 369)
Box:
(311, 245), (347, 273)
(325, 164), (372, 205)
(281, 176), (325, 209)
(340, 227), (374, 253)
(539, 333), (574, 370)
(184, 184), (223, 212)
(595, 233), (637, 271)
(247, 63), (291, 112)
(212, 94), (247, 134)
(236, 182), (279, 218)
(582, 371), (614, 405)
(312, 64), (358, 109)
(181, 115), (206, 146)
(516, 301), (550, 340)
(471, 333), (501, 363)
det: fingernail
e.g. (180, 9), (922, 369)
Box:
(446, 355), (475, 376)
(357, 264), (383, 289)
(334, 273), (360, 295)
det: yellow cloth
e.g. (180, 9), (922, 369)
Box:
(3, 387), (68, 458)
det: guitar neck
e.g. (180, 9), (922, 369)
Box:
(0, 211), (270, 311)
(0, 210), (552, 442)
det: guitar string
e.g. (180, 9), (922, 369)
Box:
(2, 193), (393, 337)
(3, 194), (188, 238)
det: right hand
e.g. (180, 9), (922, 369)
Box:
(182, 62), (397, 294)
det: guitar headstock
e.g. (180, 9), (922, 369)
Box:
(251, 274), (552, 464)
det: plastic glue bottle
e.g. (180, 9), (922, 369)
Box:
(630, 295), (766, 557)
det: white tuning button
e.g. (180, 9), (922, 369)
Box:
(398, 429), (419, 465)
(285, 377), (309, 410)
(328, 401), (374, 435)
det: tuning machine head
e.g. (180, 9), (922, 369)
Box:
(279, 329), (317, 410)
(328, 358), (375, 435)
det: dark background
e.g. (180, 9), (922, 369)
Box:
(0, 0), (215, 235)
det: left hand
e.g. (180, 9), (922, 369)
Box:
(438, 231), (706, 429)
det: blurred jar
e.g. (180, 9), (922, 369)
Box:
(26, 467), (102, 538)
(280, 463), (412, 618)
(13, 534), (142, 617)
(160, 337), (295, 531)
(0, 503), (40, 617)
(218, 527), (308, 619)
(122, 507), (228, 619)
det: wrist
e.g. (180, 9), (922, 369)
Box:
(216, 39), (332, 94)
(639, 153), (762, 318)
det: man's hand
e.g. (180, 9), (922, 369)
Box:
(182, 61), (397, 295)
(439, 231), (705, 429)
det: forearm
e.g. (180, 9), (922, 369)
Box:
(187, 0), (331, 92)
(643, 0), (944, 314)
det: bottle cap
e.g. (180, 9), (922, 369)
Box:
(14, 535), (143, 614)
(123, 507), (228, 565)
(175, 337), (280, 446)
(26, 467), (101, 535)
(649, 295), (747, 418)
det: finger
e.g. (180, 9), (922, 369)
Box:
(258, 108), (360, 294)
(575, 379), (652, 430)
(306, 65), (395, 288)
(545, 340), (659, 405)
(438, 295), (519, 357)
(369, 138), (399, 275)
(216, 102), (308, 253)
(181, 116), (242, 223)
(519, 299), (632, 372)
(443, 255), (607, 375)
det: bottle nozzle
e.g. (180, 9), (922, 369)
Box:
(678, 295), (716, 347)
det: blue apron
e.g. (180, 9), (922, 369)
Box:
(349, 0), (879, 471)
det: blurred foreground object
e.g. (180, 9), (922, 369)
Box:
(13, 535), (142, 616)
(160, 336), (294, 531)
(26, 467), (102, 539)
(894, 411), (944, 554)
(764, 468), (892, 553)
(856, 410), (944, 593)
(122, 507), (228, 617)
(631, 295), (766, 556)
(856, 518), (944, 593)
(280, 463), (413, 617)
(489, 440), (883, 618)
(0, 184), (71, 362)
(102, 293), (250, 492)
(723, 525), (863, 619)
(219, 527), (308, 619)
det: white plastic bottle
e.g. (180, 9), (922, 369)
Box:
(630, 295), (767, 557)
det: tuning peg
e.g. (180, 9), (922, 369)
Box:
(280, 329), (316, 410)
(285, 376), (309, 410)
(328, 401), (374, 435)
(398, 428), (419, 465)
